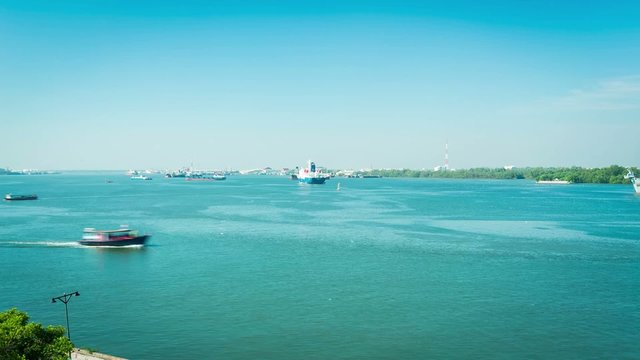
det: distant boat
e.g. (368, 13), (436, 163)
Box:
(536, 179), (571, 184)
(131, 175), (152, 180)
(4, 193), (38, 201)
(337, 182), (341, 191)
(165, 169), (188, 178)
(624, 170), (640, 194)
(297, 160), (328, 184)
(80, 227), (150, 247)
(186, 172), (226, 181)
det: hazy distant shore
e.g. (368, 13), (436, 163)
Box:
(2, 165), (638, 185)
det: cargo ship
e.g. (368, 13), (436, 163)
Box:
(297, 160), (328, 184)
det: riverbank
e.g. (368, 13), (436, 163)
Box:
(72, 348), (126, 360)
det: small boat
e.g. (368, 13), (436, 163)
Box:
(536, 178), (571, 184)
(625, 169), (640, 194)
(297, 160), (328, 184)
(186, 172), (226, 181)
(131, 175), (152, 180)
(80, 227), (150, 247)
(4, 194), (38, 201)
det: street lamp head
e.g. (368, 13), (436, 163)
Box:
(75, 292), (80, 296)
(51, 298), (56, 303)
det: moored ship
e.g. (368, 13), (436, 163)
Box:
(80, 227), (150, 247)
(165, 168), (189, 178)
(186, 172), (226, 181)
(624, 169), (640, 194)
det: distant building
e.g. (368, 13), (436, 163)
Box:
(335, 170), (356, 177)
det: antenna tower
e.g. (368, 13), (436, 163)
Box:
(444, 141), (449, 171)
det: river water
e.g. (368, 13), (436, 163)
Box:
(1, 174), (638, 359)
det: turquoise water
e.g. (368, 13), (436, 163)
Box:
(1, 174), (638, 359)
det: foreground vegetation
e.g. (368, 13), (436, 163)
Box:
(365, 165), (638, 184)
(0, 308), (72, 360)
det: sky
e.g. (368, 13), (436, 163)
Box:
(1, 0), (639, 170)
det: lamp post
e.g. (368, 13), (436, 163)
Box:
(51, 291), (80, 343)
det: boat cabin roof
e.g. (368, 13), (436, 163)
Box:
(83, 228), (131, 233)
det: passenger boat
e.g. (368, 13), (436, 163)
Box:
(624, 169), (640, 194)
(4, 194), (38, 201)
(297, 160), (328, 184)
(80, 227), (150, 247)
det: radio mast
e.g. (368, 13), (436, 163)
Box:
(444, 140), (449, 171)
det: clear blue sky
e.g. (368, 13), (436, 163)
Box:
(1, 0), (639, 170)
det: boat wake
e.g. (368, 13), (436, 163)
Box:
(0, 241), (144, 249)
(0, 241), (146, 249)
(0, 241), (83, 248)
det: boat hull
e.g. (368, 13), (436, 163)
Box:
(79, 235), (149, 247)
(4, 194), (38, 201)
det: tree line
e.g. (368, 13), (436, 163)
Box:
(363, 165), (639, 184)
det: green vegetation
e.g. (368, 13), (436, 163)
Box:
(0, 308), (72, 360)
(363, 165), (638, 184)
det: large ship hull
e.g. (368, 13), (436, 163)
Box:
(299, 177), (327, 184)
(79, 235), (149, 247)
